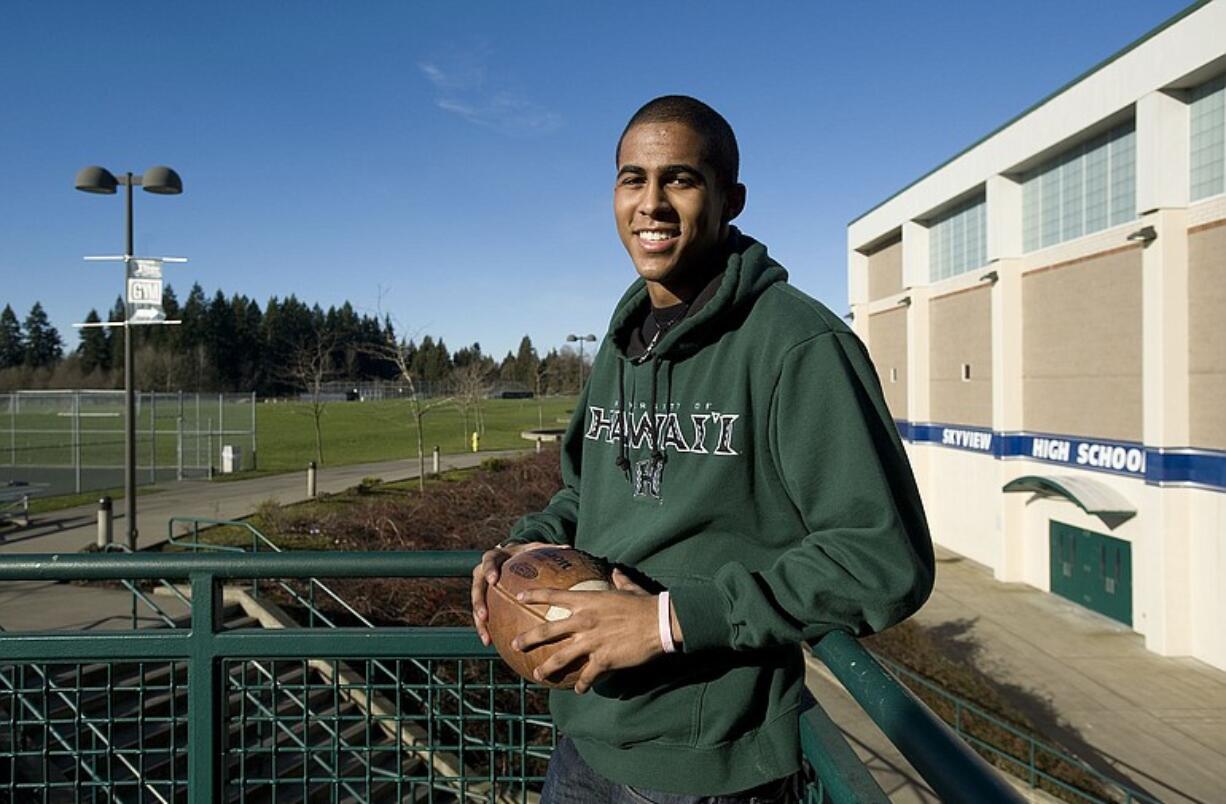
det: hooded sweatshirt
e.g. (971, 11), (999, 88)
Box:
(506, 230), (934, 795)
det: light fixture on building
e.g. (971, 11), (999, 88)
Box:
(1125, 225), (1157, 244)
(898, 296), (912, 307)
(979, 270), (999, 284)
(842, 311), (855, 321)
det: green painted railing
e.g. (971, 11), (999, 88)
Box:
(873, 655), (1160, 804)
(0, 550), (1022, 803)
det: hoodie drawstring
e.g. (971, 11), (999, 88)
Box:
(612, 355), (665, 473)
(649, 358), (664, 466)
(615, 357), (630, 472)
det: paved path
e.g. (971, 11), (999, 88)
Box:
(809, 546), (1226, 803)
(0, 451), (525, 556)
(0, 451), (525, 632)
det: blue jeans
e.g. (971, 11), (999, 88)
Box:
(541, 737), (802, 803)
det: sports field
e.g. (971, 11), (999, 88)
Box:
(2, 394), (578, 502)
(246, 395), (578, 475)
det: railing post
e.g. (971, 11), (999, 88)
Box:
(97, 496), (113, 548)
(187, 572), (220, 803)
(1029, 740), (1037, 788)
(177, 415), (184, 481)
(307, 461), (317, 498)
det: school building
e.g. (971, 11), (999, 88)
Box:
(846, 0), (1226, 670)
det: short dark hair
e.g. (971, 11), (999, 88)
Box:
(616, 95), (740, 189)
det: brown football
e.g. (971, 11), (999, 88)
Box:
(486, 547), (612, 689)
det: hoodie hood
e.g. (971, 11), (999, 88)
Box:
(607, 228), (788, 360)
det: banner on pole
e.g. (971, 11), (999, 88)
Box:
(126, 258), (166, 323)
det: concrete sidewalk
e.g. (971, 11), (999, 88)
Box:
(0, 450), (525, 632)
(0, 450), (525, 556)
(810, 546), (1226, 803)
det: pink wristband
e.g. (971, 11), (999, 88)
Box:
(658, 592), (677, 654)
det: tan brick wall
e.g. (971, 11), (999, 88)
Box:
(1023, 245), (1143, 441)
(868, 307), (908, 420)
(930, 286), (993, 428)
(1189, 220), (1226, 450)
(867, 238), (903, 302)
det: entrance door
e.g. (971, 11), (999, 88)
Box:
(1049, 521), (1132, 626)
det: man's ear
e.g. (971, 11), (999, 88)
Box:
(723, 183), (747, 223)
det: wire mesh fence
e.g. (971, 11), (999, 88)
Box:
(0, 660), (190, 802)
(0, 391), (257, 497)
(220, 657), (553, 803)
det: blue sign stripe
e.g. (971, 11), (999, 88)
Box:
(895, 420), (1226, 491)
(1147, 450), (1226, 490)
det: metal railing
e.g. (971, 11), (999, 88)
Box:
(0, 549), (1022, 803)
(872, 655), (1160, 803)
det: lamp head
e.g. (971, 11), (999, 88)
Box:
(75, 166), (118, 194)
(142, 166), (183, 195)
(1125, 225), (1157, 244)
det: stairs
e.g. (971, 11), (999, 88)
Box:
(3, 593), (537, 803)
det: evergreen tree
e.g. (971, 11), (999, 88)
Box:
(23, 302), (63, 368)
(0, 304), (23, 369)
(514, 334), (539, 385)
(452, 342), (483, 369)
(178, 283), (208, 351)
(412, 335), (452, 385)
(204, 291), (239, 389)
(234, 296), (263, 390)
(499, 350), (517, 382)
(78, 309), (109, 373)
(149, 284), (180, 350)
(106, 296), (126, 377)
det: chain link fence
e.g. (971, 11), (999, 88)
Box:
(0, 390), (257, 497)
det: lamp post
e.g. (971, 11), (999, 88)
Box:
(75, 165), (183, 551)
(565, 333), (597, 395)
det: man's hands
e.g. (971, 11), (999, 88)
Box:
(511, 569), (664, 694)
(470, 540), (552, 647)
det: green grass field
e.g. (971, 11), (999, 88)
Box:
(225, 395), (578, 476)
(2, 395), (577, 506)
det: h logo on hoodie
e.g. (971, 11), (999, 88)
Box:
(632, 458), (664, 500)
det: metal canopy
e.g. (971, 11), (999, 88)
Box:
(1003, 474), (1137, 528)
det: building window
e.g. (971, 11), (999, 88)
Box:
(961, 363), (972, 382)
(1021, 121), (1136, 252)
(928, 192), (986, 282)
(1191, 73), (1226, 201)
(890, 367), (898, 383)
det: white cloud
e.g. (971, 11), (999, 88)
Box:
(417, 55), (562, 137)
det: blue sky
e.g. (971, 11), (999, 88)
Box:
(0, 0), (1191, 361)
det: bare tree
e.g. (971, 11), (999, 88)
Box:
(452, 361), (493, 443)
(368, 333), (453, 492)
(532, 361), (553, 428)
(283, 331), (338, 466)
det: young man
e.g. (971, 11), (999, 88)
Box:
(471, 96), (934, 801)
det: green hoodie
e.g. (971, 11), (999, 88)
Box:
(507, 231), (933, 795)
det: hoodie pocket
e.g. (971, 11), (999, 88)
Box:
(692, 646), (800, 748)
(550, 659), (704, 748)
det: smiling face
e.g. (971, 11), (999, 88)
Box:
(615, 122), (745, 306)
